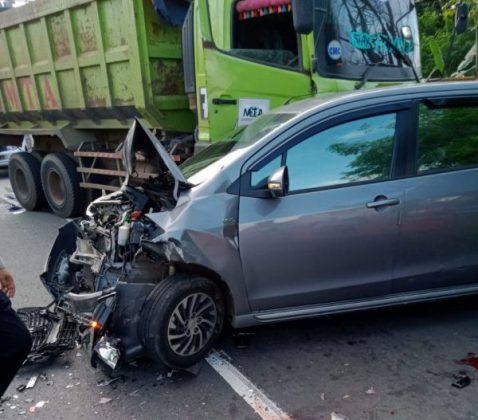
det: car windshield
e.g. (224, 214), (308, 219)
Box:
(180, 112), (297, 179)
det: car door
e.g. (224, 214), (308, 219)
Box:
(393, 98), (478, 293)
(238, 106), (410, 311)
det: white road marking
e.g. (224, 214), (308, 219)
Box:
(206, 350), (292, 420)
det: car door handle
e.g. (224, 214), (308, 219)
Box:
(212, 98), (237, 105)
(366, 198), (400, 209)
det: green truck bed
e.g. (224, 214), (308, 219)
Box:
(0, 0), (194, 133)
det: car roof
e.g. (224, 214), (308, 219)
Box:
(275, 81), (478, 117)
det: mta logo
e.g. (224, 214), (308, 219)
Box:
(243, 107), (263, 118)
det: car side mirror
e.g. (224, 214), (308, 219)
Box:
(267, 166), (289, 198)
(292, 0), (314, 35)
(454, 2), (468, 34)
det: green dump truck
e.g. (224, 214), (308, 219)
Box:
(0, 0), (420, 217)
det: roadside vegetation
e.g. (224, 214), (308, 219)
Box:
(417, 0), (478, 78)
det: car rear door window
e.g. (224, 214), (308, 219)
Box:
(417, 104), (478, 174)
(285, 113), (397, 192)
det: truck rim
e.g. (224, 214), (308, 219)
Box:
(47, 169), (66, 207)
(167, 292), (218, 357)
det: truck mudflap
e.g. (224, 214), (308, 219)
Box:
(17, 306), (78, 364)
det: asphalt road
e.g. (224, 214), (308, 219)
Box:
(1, 170), (478, 420)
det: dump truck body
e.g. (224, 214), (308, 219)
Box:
(0, 0), (194, 138)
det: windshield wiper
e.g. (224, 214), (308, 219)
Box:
(379, 34), (420, 83)
(355, 59), (386, 90)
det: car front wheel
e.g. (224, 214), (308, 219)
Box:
(140, 274), (225, 369)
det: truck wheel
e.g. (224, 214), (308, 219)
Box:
(140, 274), (225, 368)
(8, 152), (45, 211)
(41, 153), (85, 218)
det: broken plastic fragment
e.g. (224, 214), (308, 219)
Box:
(99, 398), (112, 404)
(25, 376), (38, 389)
(365, 387), (376, 395)
(16, 385), (26, 393)
(97, 376), (123, 387)
(452, 373), (471, 389)
(29, 401), (47, 413)
(457, 352), (478, 371)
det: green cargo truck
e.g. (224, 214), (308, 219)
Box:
(0, 0), (420, 217)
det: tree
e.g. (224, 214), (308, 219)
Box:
(417, 0), (477, 78)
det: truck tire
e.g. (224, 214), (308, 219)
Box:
(8, 152), (45, 211)
(140, 274), (225, 369)
(41, 153), (85, 218)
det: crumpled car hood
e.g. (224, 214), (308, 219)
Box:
(123, 119), (190, 192)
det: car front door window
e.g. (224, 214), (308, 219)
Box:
(285, 114), (397, 192)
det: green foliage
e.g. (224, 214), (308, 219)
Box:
(429, 38), (445, 74)
(417, 0), (477, 77)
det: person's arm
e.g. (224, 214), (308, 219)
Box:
(0, 257), (15, 298)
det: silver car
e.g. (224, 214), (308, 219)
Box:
(0, 145), (19, 168)
(38, 81), (478, 371)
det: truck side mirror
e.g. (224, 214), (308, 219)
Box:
(292, 0), (314, 35)
(454, 2), (468, 35)
(267, 166), (289, 198)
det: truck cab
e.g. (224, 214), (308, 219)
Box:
(179, 0), (421, 142)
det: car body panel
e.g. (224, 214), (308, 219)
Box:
(239, 181), (405, 311)
(393, 168), (478, 292)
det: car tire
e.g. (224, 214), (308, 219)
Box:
(8, 152), (45, 211)
(41, 153), (85, 218)
(140, 274), (225, 369)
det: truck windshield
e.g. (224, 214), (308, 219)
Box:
(180, 112), (297, 179)
(315, 0), (420, 81)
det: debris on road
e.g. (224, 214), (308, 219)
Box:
(16, 384), (26, 392)
(29, 401), (47, 413)
(99, 397), (112, 404)
(457, 352), (478, 371)
(365, 387), (377, 395)
(25, 376), (38, 389)
(97, 376), (124, 387)
(452, 372), (471, 389)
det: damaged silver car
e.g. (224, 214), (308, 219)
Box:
(31, 82), (478, 371)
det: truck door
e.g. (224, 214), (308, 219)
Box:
(199, 0), (313, 142)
